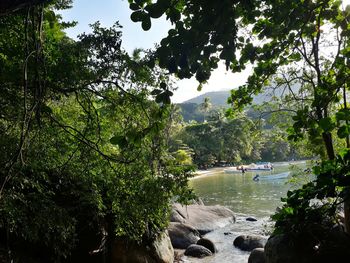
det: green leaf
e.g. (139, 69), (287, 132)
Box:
(129, 3), (140, 11)
(337, 125), (350, 138)
(155, 92), (171, 104)
(336, 108), (350, 121)
(109, 135), (127, 147)
(160, 82), (167, 89)
(142, 16), (152, 31)
(134, 0), (143, 5)
(164, 90), (173, 97)
(126, 131), (142, 147)
(338, 148), (350, 160)
(319, 117), (335, 132)
(42, 105), (53, 114)
(167, 57), (177, 73)
(131, 11), (145, 22)
(284, 206), (294, 215)
(150, 89), (162, 95)
(145, 3), (164, 18)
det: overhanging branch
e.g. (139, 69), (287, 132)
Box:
(0, 0), (51, 16)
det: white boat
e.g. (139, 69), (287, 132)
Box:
(254, 172), (290, 180)
(246, 162), (273, 171)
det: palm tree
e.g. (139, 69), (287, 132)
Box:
(199, 97), (212, 122)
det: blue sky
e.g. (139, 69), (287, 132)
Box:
(60, 0), (169, 53)
(59, 0), (249, 103)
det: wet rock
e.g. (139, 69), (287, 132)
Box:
(168, 222), (200, 249)
(111, 231), (173, 263)
(246, 217), (258, 222)
(233, 235), (267, 251)
(248, 248), (265, 263)
(197, 238), (217, 253)
(184, 244), (212, 258)
(172, 203), (235, 235)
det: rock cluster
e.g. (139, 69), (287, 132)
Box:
(111, 202), (236, 261)
(168, 203), (235, 258)
(233, 234), (267, 251)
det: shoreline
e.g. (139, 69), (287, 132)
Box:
(191, 167), (226, 180)
(190, 160), (308, 180)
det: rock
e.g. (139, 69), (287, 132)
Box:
(264, 234), (306, 263)
(184, 244), (213, 258)
(168, 222), (200, 249)
(315, 230), (350, 262)
(195, 198), (205, 206)
(246, 217), (258, 222)
(265, 231), (350, 263)
(170, 209), (186, 223)
(174, 249), (185, 262)
(197, 238), (217, 253)
(224, 232), (233, 235)
(111, 231), (174, 263)
(248, 248), (265, 263)
(151, 231), (174, 263)
(233, 235), (267, 251)
(172, 203), (235, 234)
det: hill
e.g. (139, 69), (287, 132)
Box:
(176, 87), (291, 122)
(183, 90), (231, 107)
(182, 89), (272, 107)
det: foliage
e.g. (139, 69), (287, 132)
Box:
(129, 0), (350, 237)
(173, 112), (260, 168)
(272, 149), (350, 234)
(0, 5), (194, 262)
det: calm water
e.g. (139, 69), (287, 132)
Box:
(183, 161), (306, 263)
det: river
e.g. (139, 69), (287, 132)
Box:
(183, 161), (307, 263)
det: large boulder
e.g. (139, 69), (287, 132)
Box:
(264, 234), (299, 263)
(184, 244), (213, 258)
(168, 222), (200, 249)
(171, 203), (235, 234)
(111, 231), (174, 263)
(197, 238), (217, 253)
(233, 235), (267, 251)
(265, 231), (350, 263)
(248, 248), (265, 263)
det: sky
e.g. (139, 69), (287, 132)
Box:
(60, 0), (350, 103)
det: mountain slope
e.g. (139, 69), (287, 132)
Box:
(182, 89), (273, 107)
(183, 90), (231, 107)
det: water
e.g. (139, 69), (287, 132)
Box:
(183, 161), (306, 263)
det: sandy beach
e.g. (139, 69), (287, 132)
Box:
(191, 167), (227, 180)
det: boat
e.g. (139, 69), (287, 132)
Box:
(246, 162), (273, 171)
(255, 172), (290, 180)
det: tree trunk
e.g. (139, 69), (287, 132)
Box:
(344, 199), (350, 234)
(322, 132), (335, 160)
(342, 85), (350, 234)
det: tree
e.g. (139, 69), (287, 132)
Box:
(0, 5), (195, 262)
(129, 0), (350, 245)
(199, 97), (212, 122)
(174, 113), (260, 167)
